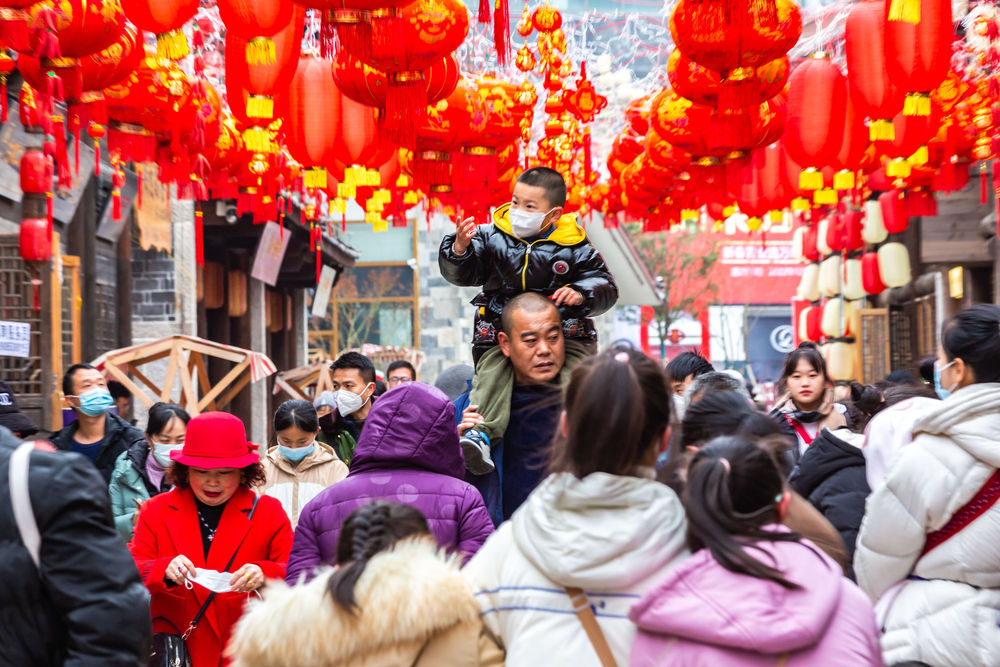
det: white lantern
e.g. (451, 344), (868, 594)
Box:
(792, 226), (806, 262)
(798, 306), (812, 342)
(819, 254), (842, 298)
(878, 242), (911, 288)
(821, 298), (843, 338)
(842, 258), (865, 300)
(847, 299), (863, 337)
(827, 341), (855, 381)
(816, 216), (833, 256)
(862, 199), (888, 244)
(797, 262), (821, 302)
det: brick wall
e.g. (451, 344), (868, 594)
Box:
(132, 246), (177, 322)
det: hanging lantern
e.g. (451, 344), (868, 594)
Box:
(827, 341), (855, 381)
(22, 0), (126, 59)
(20, 147), (51, 194)
(226, 5), (303, 122)
(832, 91), (868, 190)
(862, 251), (886, 294)
(797, 262), (821, 302)
(845, 0), (904, 140)
(333, 51), (459, 109)
(878, 241), (911, 287)
(822, 298), (847, 338)
(844, 210), (864, 251)
(667, 50), (789, 107)
(825, 212), (846, 253)
(218, 0), (293, 65)
(121, 0), (199, 59)
(879, 190), (908, 234)
(282, 56), (342, 187)
(884, 0), (953, 116)
(802, 222), (820, 262)
(843, 258), (865, 300)
(806, 305), (824, 342)
(819, 254), (842, 297)
(816, 216), (833, 255)
(862, 198), (889, 243)
(798, 306), (813, 342)
(785, 53), (847, 192)
(19, 218), (52, 262)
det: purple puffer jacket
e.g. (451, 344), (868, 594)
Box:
(285, 382), (494, 584)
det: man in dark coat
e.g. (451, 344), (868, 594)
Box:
(0, 427), (151, 665)
(49, 363), (146, 483)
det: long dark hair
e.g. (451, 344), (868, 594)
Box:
(683, 436), (801, 589)
(941, 303), (1000, 383)
(549, 343), (671, 478)
(777, 342), (829, 396)
(327, 501), (430, 614)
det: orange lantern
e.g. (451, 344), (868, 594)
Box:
(121, 0), (199, 59)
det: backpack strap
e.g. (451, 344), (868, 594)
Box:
(565, 587), (618, 667)
(9, 442), (41, 569)
(922, 468), (1000, 557)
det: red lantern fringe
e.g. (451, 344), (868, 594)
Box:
(370, 9), (404, 57)
(1, 77), (8, 123)
(718, 67), (760, 113)
(195, 208), (204, 266)
(494, 0), (511, 66)
(413, 151), (452, 187)
(112, 189), (121, 221)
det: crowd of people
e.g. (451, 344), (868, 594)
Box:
(3, 166), (1000, 667)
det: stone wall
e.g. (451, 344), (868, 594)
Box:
(131, 247), (177, 322)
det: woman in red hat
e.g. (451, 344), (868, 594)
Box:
(130, 412), (293, 667)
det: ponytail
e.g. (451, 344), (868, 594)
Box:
(682, 436), (801, 590)
(326, 501), (430, 614)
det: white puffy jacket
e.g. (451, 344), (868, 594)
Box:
(854, 382), (1000, 666)
(463, 471), (689, 667)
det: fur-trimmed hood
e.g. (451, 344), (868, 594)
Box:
(227, 537), (482, 666)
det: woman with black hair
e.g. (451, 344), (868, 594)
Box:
(789, 383), (885, 580)
(227, 501), (504, 666)
(630, 436), (881, 666)
(855, 304), (1000, 666)
(771, 342), (848, 457)
(108, 402), (190, 539)
(258, 400), (348, 528)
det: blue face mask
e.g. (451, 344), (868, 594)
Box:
(934, 360), (956, 400)
(76, 388), (114, 417)
(279, 442), (315, 462)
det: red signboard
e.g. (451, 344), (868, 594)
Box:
(710, 216), (803, 305)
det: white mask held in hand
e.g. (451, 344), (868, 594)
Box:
(186, 568), (234, 593)
(336, 385), (370, 417)
(509, 208), (554, 239)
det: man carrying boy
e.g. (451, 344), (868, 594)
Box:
(439, 167), (618, 473)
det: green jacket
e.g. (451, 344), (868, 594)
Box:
(318, 429), (357, 467)
(108, 440), (168, 539)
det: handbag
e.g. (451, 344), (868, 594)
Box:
(148, 495), (260, 667)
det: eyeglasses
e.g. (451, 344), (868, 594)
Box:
(387, 376), (413, 385)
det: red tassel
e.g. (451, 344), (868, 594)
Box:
(383, 75), (427, 148)
(46, 192), (53, 228)
(316, 245), (321, 284)
(1, 79), (7, 123)
(982, 166), (988, 205)
(112, 190), (121, 220)
(342, 211), (346, 232)
(73, 124), (80, 176)
(137, 169), (142, 208)
(583, 128), (592, 184)
(479, 0), (490, 22)
(494, 0), (511, 66)
(93, 140), (100, 177)
(195, 208), (204, 266)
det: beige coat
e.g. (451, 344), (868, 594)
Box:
(258, 443), (348, 527)
(227, 537), (505, 667)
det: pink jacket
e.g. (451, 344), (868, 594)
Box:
(629, 529), (883, 667)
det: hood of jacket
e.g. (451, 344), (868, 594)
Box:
(265, 441), (341, 475)
(492, 203), (587, 246)
(913, 382), (1000, 467)
(790, 428), (865, 498)
(228, 538), (479, 666)
(511, 471), (688, 589)
(348, 382), (464, 479)
(630, 530), (844, 654)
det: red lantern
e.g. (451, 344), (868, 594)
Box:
(805, 305), (823, 341)
(832, 91), (870, 190)
(667, 50), (789, 107)
(218, 0), (293, 64)
(845, 0), (905, 140)
(121, 0), (199, 59)
(644, 128), (690, 172)
(803, 223), (820, 262)
(885, 0), (953, 116)
(648, 89), (724, 158)
(862, 251), (886, 294)
(727, 142), (788, 224)
(21, 0), (126, 59)
(226, 4), (303, 122)
(879, 190), (908, 233)
(824, 212), (846, 252)
(844, 210), (864, 251)
(785, 53), (847, 191)
(19, 147), (51, 194)
(20, 218), (52, 262)
(333, 51), (459, 108)
(284, 56), (341, 187)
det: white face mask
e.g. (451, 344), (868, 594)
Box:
(509, 207), (554, 239)
(336, 385), (371, 417)
(151, 443), (183, 468)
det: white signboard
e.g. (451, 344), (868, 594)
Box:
(250, 222), (291, 287)
(0, 321), (31, 358)
(311, 265), (338, 318)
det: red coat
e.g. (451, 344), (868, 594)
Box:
(130, 486), (293, 667)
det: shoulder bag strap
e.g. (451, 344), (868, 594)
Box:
(565, 587), (618, 667)
(9, 442), (41, 569)
(184, 494), (261, 639)
(783, 415), (814, 446)
(922, 468), (1000, 557)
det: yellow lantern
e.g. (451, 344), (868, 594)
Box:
(827, 341), (855, 380)
(862, 199), (888, 244)
(878, 241), (911, 288)
(842, 258), (865, 300)
(819, 254), (842, 298)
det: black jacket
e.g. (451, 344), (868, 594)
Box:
(439, 204), (618, 350)
(788, 427), (870, 580)
(49, 411), (146, 483)
(0, 427), (151, 666)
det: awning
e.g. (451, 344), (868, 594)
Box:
(585, 217), (662, 306)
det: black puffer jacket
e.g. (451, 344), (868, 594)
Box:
(788, 427), (870, 580)
(439, 204), (618, 351)
(49, 410), (146, 483)
(0, 427), (151, 666)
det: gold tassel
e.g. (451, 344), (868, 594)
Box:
(887, 0), (920, 23)
(903, 92), (931, 116)
(909, 146), (929, 165)
(681, 208), (698, 221)
(791, 197), (810, 211)
(813, 188), (838, 205)
(799, 167), (824, 191)
(747, 217), (762, 231)
(156, 30), (190, 60)
(723, 205), (736, 217)
(834, 170), (855, 191)
(304, 167), (327, 189)
(246, 95), (274, 120)
(338, 183), (356, 199)
(768, 210), (783, 223)
(869, 118), (895, 142)
(886, 158), (912, 178)
(246, 38), (277, 65)
(365, 169), (380, 186)
(242, 126), (274, 153)
(331, 197), (347, 214)
(344, 166), (362, 186)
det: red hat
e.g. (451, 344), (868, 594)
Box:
(170, 411), (259, 469)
